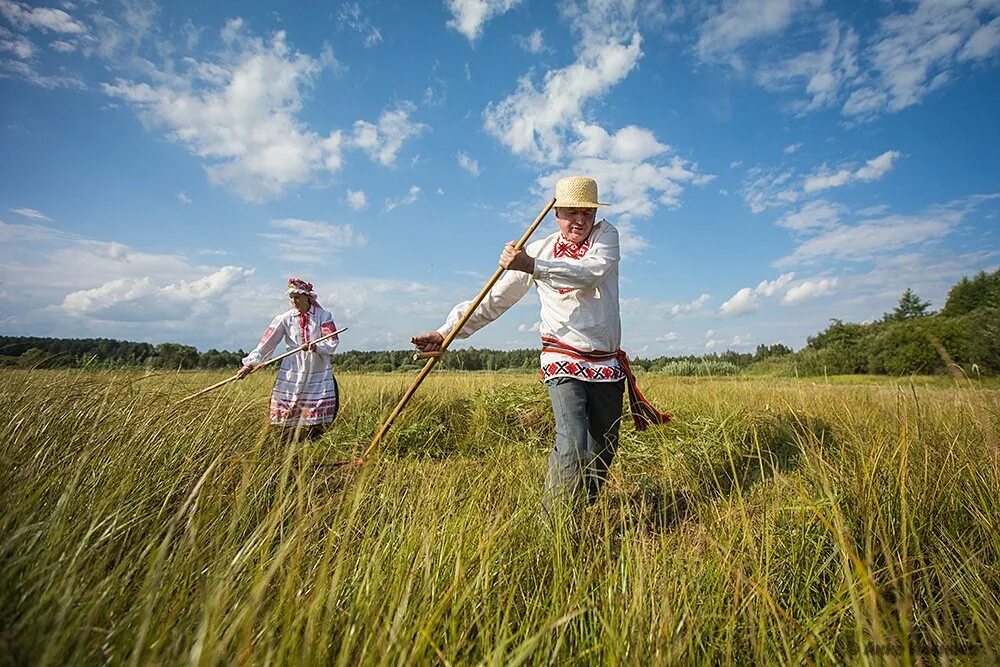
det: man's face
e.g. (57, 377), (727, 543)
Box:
(554, 207), (596, 244)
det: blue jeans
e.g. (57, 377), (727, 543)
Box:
(543, 377), (625, 517)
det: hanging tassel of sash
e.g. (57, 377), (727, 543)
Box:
(541, 336), (671, 430)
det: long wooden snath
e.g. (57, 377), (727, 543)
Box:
(174, 327), (348, 405)
(362, 198), (556, 462)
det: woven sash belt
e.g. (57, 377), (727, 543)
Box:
(541, 336), (672, 431)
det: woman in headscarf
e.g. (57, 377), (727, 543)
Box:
(237, 278), (341, 440)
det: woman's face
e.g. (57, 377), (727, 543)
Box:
(289, 293), (311, 314)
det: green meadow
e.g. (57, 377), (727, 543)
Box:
(2, 369), (998, 665)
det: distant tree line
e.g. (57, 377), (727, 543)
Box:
(0, 336), (791, 374)
(332, 343), (795, 373)
(2, 269), (996, 376)
(752, 269), (1000, 376)
(0, 337), (245, 370)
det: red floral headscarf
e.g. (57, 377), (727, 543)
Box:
(287, 277), (321, 308)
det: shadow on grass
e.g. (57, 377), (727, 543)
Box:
(705, 411), (833, 497)
(621, 412), (835, 535)
(622, 480), (693, 533)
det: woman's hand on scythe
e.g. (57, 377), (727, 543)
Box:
(411, 331), (444, 353)
(236, 365), (254, 379)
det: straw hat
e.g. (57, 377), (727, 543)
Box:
(554, 176), (608, 208)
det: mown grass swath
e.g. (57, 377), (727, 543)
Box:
(1, 369), (998, 664)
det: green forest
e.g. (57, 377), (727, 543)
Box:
(3, 268), (998, 376)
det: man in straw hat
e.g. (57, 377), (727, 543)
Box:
(413, 176), (670, 519)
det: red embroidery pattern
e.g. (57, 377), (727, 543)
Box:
(257, 326), (275, 346)
(540, 335), (672, 430)
(553, 238), (591, 258)
(553, 237), (591, 294)
(270, 407), (338, 421)
(320, 320), (339, 339)
(299, 311), (310, 344)
(269, 396), (339, 422)
(542, 360), (625, 382)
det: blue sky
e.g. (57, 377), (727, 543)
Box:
(1, 0), (998, 356)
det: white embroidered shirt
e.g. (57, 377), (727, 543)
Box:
(437, 220), (625, 382)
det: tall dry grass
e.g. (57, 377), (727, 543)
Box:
(1, 368), (998, 664)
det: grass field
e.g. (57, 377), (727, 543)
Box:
(2, 368), (999, 665)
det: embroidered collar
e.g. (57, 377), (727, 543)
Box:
(553, 235), (591, 259)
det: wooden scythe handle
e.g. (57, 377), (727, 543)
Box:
(363, 198), (556, 460)
(175, 327), (348, 405)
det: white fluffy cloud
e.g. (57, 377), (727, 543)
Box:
(731, 334), (753, 347)
(1, 219), (199, 295)
(101, 20), (423, 201)
(0, 57), (84, 88)
(849, 251), (998, 308)
(960, 16), (1000, 60)
(573, 123), (669, 163)
(10, 207), (52, 221)
(719, 273), (795, 316)
(741, 167), (798, 213)
(384, 185), (421, 212)
(102, 21), (342, 201)
(719, 287), (758, 317)
(49, 38), (74, 53)
(854, 150), (901, 182)
(457, 151), (480, 176)
(669, 293), (711, 317)
(704, 327), (721, 349)
(515, 28), (546, 54)
(320, 276), (448, 348)
(535, 122), (712, 239)
(0, 26), (33, 57)
(776, 200), (842, 232)
(1, 214), (459, 350)
(774, 196), (997, 267)
(743, 150), (900, 214)
(754, 272), (795, 297)
(484, 34), (642, 163)
(804, 150), (901, 193)
(697, 0), (1000, 120)
(0, 0), (87, 34)
(346, 189), (368, 211)
(844, 0), (1000, 117)
(350, 105), (426, 167)
(482, 2), (710, 247)
(756, 20), (859, 114)
(261, 218), (367, 263)
(338, 2), (382, 47)
(782, 277), (839, 305)
(776, 214), (955, 267)
(445, 0), (522, 42)
(60, 266), (254, 322)
(697, 0), (816, 67)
